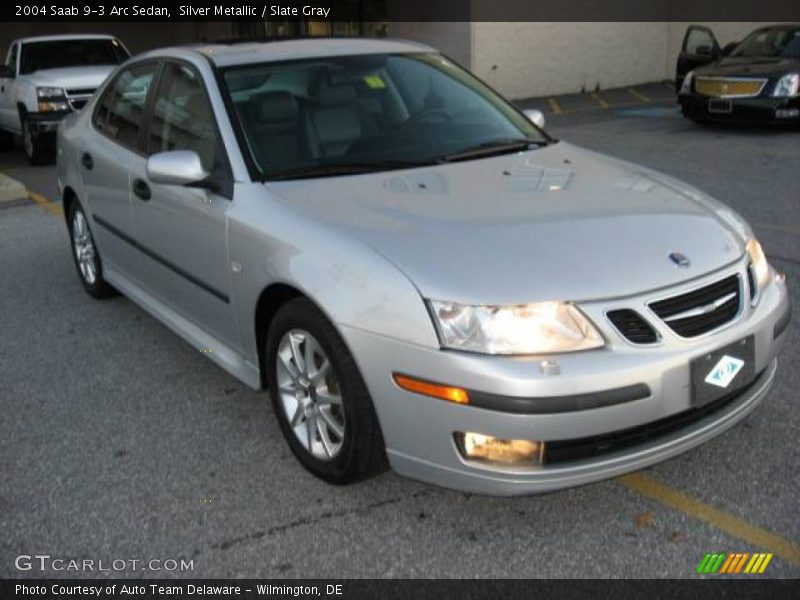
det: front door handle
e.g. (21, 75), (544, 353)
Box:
(132, 178), (151, 201)
(81, 153), (93, 170)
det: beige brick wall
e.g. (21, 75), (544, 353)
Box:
(472, 22), (668, 99)
(469, 22), (780, 100)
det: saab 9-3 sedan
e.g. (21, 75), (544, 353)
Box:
(57, 39), (790, 494)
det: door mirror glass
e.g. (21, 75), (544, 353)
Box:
(0, 64), (14, 78)
(146, 150), (209, 187)
(523, 108), (546, 129)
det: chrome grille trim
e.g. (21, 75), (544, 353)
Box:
(694, 76), (767, 99)
(648, 274), (743, 339)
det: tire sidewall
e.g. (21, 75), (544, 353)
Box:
(265, 300), (368, 483)
(67, 200), (105, 297)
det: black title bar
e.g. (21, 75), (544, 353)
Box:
(3, 0), (800, 22)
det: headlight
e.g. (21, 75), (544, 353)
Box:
(36, 86), (66, 99)
(36, 86), (68, 112)
(680, 71), (694, 95)
(773, 73), (799, 97)
(746, 238), (770, 303)
(428, 300), (604, 355)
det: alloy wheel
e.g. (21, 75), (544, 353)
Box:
(276, 329), (346, 460)
(72, 209), (97, 285)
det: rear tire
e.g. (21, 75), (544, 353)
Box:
(67, 199), (117, 299)
(266, 297), (387, 484)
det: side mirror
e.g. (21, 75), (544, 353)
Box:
(695, 45), (715, 57)
(523, 108), (546, 129)
(146, 150), (209, 187)
(0, 64), (14, 78)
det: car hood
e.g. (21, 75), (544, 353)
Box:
(25, 65), (115, 90)
(698, 56), (799, 79)
(267, 142), (746, 305)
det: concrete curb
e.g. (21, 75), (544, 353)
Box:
(0, 173), (27, 204)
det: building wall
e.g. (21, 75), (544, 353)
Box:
(469, 22), (780, 100)
(471, 22), (668, 99)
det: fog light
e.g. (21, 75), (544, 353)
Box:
(455, 432), (545, 465)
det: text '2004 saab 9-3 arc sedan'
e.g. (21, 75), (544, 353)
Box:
(57, 38), (790, 495)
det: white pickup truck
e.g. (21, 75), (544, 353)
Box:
(0, 34), (129, 164)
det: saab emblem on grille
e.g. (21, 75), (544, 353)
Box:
(705, 355), (745, 388)
(669, 252), (691, 268)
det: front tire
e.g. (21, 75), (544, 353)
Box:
(266, 298), (387, 484)
(67, 200), (117, 299)
(0, 128), (14, 151)
(21, 114), (54, 165)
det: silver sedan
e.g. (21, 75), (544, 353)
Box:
(57, 39), (791, 495)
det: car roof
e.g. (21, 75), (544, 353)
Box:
(17, 34), (117, 44)
(753, 23), (800, 32)
(142, 37), (436, 68)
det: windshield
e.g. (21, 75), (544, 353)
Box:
(19, 39), (129, 74)
(731, 28), (800, 58)
(221, 53), (549, 180)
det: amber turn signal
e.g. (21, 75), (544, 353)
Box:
(393, 373), (469, 404)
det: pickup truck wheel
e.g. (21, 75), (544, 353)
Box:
(67, 200), (117, 299)
(266, 298), (388, 484)
(21, 115), (54, 165)
(0, 129), (13, 151)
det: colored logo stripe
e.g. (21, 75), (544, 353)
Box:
(700, 552), (774, 574)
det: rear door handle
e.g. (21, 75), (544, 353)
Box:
(81, 153), (93, 170)
(132, 178), (151, 201)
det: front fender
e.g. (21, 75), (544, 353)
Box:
(227, 183), (440, 368)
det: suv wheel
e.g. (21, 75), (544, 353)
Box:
(266, 298), (387, 484)
(67, 200), (117, 299)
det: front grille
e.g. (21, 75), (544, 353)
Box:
(607, 309), (658, 344)
(66, 88), (95, 96)
(649, 274), (741, 338)
(694, 77), (766, 98)
(546, 368), (763, 465)
(68, 99), (88, 111)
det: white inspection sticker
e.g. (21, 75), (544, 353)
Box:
(704, 355), (745, 389)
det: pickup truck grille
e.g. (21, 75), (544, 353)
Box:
(65, 88), (96, 112)
(649, 275), (741, 338)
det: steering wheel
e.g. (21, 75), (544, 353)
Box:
(401, 108), (453, 128)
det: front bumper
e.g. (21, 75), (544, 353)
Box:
(679, 94), (800, 124)
(342, 262), (790, 495)
(27, 110), (71, 135)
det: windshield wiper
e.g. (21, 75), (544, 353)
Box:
(440, 138), (549, 163)
(267, 159), (440, 181)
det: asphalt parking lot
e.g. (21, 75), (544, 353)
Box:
(1, 88), (798, 579)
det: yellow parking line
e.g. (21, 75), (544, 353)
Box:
(548, 97), (562, 114)
(628, 88), (650, 103)
(618, 473), (800, 567)
(28, 190), (62, 216)
(591, 93), (610, 109)
(753, 222), (800, 236)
